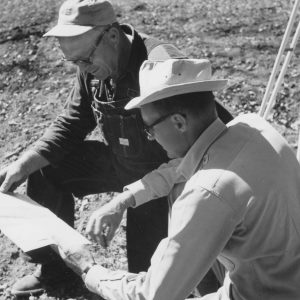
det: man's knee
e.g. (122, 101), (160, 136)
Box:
(27, 167), (61, 203)
(27, 167), (75, 226)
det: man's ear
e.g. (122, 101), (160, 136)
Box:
(106, 27), (119, 48)
(170, 113), (187, 133)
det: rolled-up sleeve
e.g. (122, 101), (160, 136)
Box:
(84, 187), (239, 300)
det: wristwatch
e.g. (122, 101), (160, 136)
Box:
(81, 263), (97, 281)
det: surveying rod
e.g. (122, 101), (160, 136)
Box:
(259, 0), (300, 117)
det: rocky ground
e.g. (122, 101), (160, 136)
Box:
(0, 0), (300, 299)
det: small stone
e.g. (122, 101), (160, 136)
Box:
(119, 257), (127, 263)
(133, 3), (147, 11)
(8, 120), (18, 126)
(0, 283), (8, 290)
(10, 250), (19, 259)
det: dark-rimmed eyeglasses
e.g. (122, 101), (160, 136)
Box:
(144, 112), (175, 140)
(61, 27), (110, 65)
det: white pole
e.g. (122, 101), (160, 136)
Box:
(259, 0), (300, 117)
(297, 124), (300, 162)
(262, 21), (300, 119)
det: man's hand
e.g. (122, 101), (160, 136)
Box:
(0, 150), (49, 193)
(86, 191), (135, 247)
(0, 161), (28, 193)
(55, 244), (96, 276)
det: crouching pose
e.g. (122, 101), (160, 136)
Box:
(60, 58), (300, 300)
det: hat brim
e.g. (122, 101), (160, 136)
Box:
(125, 79), (228, 110)
(43, 24), (94, 37)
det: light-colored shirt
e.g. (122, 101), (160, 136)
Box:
(85, 113), (300, 300)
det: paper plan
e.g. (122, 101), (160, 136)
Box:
(0, 192), (90, 252)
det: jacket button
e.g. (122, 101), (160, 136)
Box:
(202, 154), (209, 165)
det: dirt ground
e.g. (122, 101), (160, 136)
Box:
(1, 0), (300, 299)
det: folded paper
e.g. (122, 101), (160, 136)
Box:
(0, 192), (90, 252)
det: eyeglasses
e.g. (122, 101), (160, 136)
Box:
(61, 27), (110, 65)
(144, 112), (175, 140)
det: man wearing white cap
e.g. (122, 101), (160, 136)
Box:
(59, 58), (300, 300)
(0, 0), (233, 296)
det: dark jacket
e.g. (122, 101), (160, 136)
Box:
(32, 24), (232, 184)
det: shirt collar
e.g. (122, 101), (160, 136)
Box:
(176, 118), (227, 180)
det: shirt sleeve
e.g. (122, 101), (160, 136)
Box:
(124, 158), (185, 207)
(31, 69), (96, 164)
(84, 187), (239, 300)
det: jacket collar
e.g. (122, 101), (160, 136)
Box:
(119, 24), (147, 81)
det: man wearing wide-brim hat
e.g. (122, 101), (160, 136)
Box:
(59, 58), (300, 299)
(0, 0), (233, 296)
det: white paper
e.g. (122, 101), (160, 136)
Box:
(0, 192), (90, 252)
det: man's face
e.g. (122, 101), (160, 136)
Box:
(58, 28), (117, 79)
(141, 103), (189, 159)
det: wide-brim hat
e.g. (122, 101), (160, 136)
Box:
(125, 59), (228, 110)
(44, 0), (116, 37)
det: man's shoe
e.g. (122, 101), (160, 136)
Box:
(11, 274), (45, 297)
(11, 262), (80, 297)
